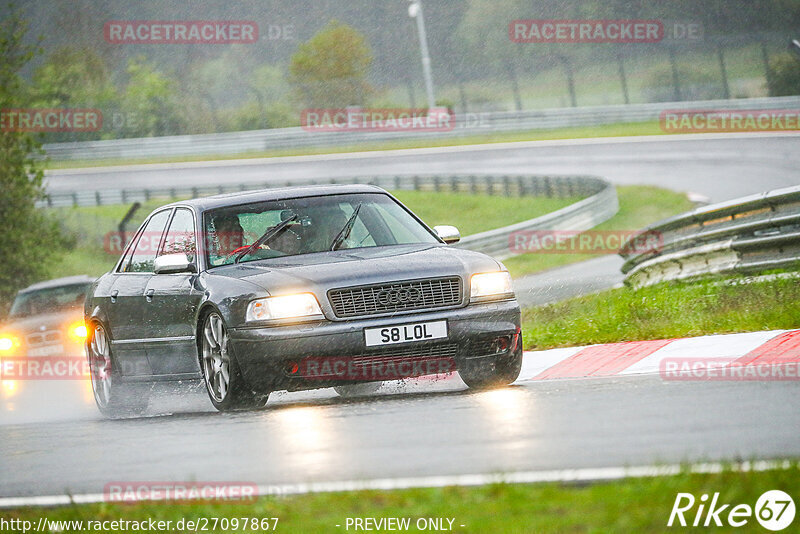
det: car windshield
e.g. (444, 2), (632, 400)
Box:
(203, 193), (439, 267)
(8, 283), (91, 318)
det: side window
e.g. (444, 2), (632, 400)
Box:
(116, 225), (144, 273)
(125, 210), (172, 273)
(161, 208), (196, 259)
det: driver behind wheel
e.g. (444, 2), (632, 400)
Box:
(296, 205), (350, 253)
(212, 214), (245, 257)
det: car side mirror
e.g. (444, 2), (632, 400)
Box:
(434, 225), (461, 244)
(154, 253), (196, 274)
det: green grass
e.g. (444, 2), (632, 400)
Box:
(49, 191), (581, 279)
(503, 186), (694, 278)
(44, 121), (663, 170)
(2, 465), (797, 532)
(391, 190), (580, 238)
(522, 276), (800, 351)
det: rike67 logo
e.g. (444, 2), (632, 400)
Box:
(669, 490), (795, 530)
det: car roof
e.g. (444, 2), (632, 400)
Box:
(161, 183), (388, 212)
(18, 275), (95, 293)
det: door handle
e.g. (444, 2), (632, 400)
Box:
(110, 290), (118, 303)
(145, 289), (155, 302)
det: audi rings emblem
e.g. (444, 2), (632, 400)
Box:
(377, 287), (422, 306)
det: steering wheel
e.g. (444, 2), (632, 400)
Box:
(224, 245), (252, 261)
(223, 229), (301, 261)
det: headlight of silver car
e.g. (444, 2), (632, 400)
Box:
(470, 271), (514, 301)
(246, 293), (324, 322)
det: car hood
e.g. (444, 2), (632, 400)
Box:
(209, 244), (502, 295)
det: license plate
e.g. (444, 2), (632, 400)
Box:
(364, 320), (448, 347)
(27, 344), (64, 357)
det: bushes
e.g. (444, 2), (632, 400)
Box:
(767, 53), (800, 96)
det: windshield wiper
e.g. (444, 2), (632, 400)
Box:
(233, 214), (298, 263)
(329, 204), (362, 251)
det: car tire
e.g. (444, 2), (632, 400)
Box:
(459, 345), (523, 390)
(334, 382), (382, 398)
(200, 311), (269, 412)
(88, 323), (150, 418)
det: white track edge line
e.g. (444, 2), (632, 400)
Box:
(0, 460), (794, 509)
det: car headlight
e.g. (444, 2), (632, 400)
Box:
(246, 293), (324, 322)
(0, 334), (20, 352)
(68, 321), (88, 342)
(470, 271), (514, 300)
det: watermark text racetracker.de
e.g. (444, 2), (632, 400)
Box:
(509, 230), (662, 255)
(104, 481), (260, 503)
(301, 108), (491, 133)
(660, 110), (800, 133)
(510, 19), (663, 43)
(295, 355), (457, 381)
(104, 20), (259, 44)
(509, 19), (702, 43)
(0, 108), (102, 132)
(0, 516), (279, 533)
(0, 357), (90, 380)
(660, 358), (800, 382)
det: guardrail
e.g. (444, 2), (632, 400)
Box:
(619, 185), (800, 287)
(42, 96), (800, 161)
(43, 174), (619, 261)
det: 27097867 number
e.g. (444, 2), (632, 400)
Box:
(191, 517), (279, 531)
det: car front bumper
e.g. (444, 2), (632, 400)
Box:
(228, 299), (521, 390)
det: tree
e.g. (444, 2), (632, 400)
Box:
(32, 46), (118, 141)
(0, 7), (67, 314)
(120, 56), (185, 137)
(289, 20), (374, 108)
(767, 53), (800, 96)
(33, 46), (117, 109)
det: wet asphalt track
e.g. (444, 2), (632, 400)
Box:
(46, 133), (800, 203)
(1, 133), (797, 498)
(2, 374), (799, 498)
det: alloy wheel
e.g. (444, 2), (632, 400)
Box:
(202, 313), (231, 403)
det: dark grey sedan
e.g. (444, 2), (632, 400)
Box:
(85, 184), (522, 416)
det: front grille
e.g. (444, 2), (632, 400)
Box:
(351, 342), (458, 366)
(26, 331), (62, 347)
(328, 277), (462, 318)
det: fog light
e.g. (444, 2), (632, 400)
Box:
(491, 336), (510, 354)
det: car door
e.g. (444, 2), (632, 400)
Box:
(107, 208), (172, 377)
(143, 207), (204, 376)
